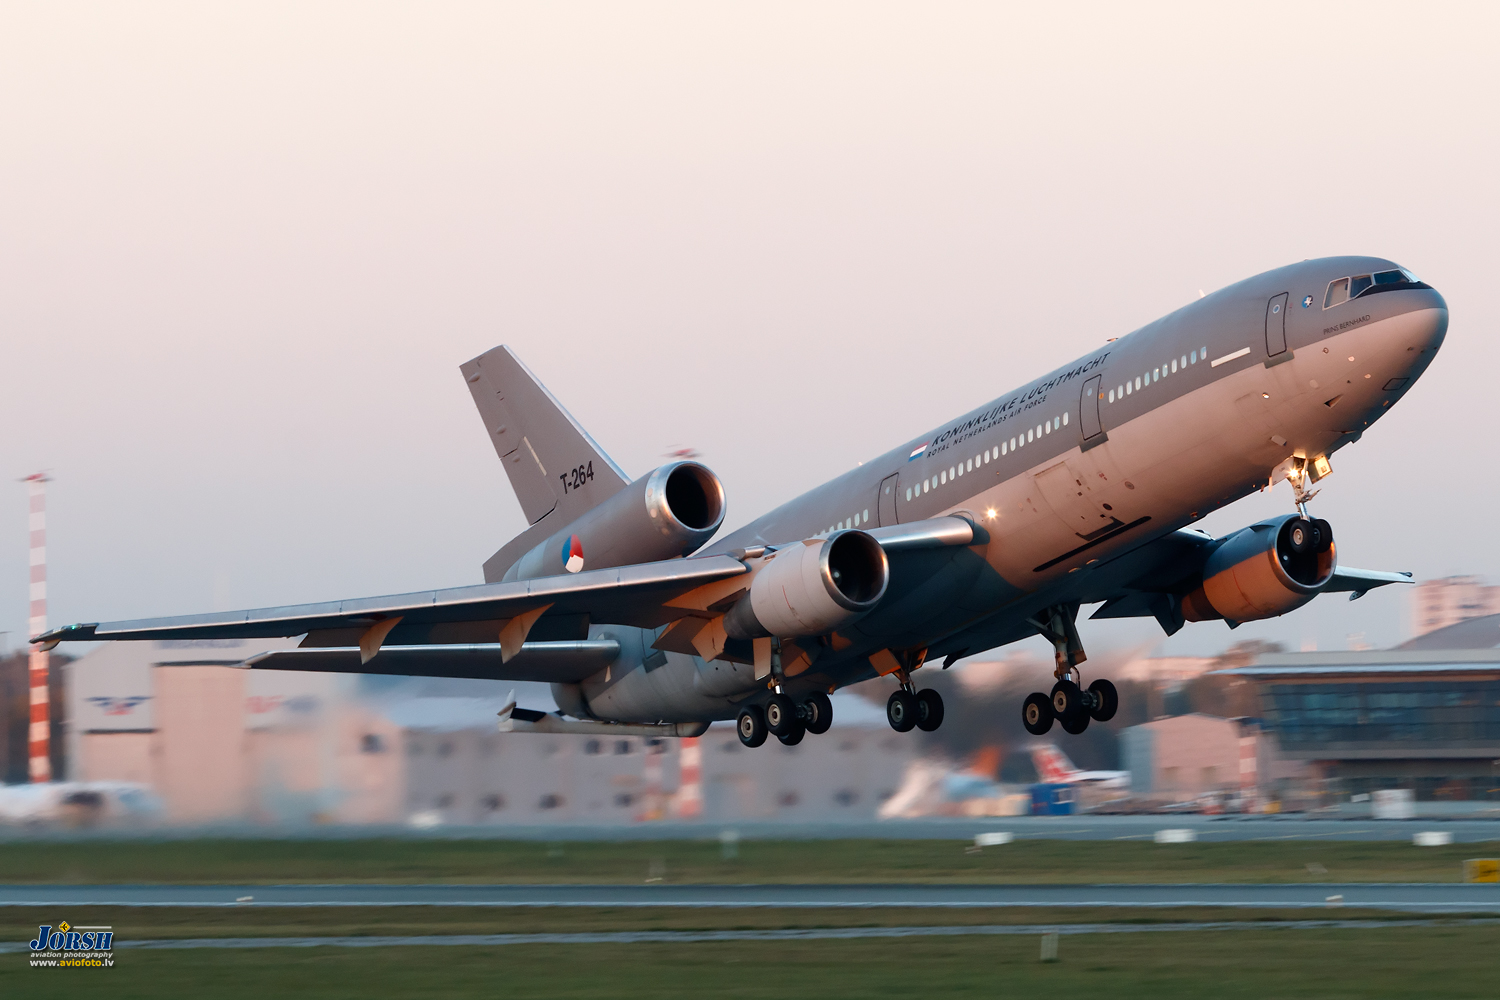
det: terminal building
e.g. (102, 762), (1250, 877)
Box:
(1221, 613), (1500, 802)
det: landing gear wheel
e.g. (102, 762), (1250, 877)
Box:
(1052, 680), (1090, 734)
(776, 721), (806, 745)
(764, 693), (796, 736)
(737, 706), (767, 748)
(915, 689), (945, 732)
(1088, 678), (1118, 722)
(886, 690), (917, 732)
(803, 692), (833, 735)
(1023, 693), (1054, 736)
(1287, 518), (1314, 554)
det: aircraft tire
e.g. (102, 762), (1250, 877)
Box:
(1023, 693), (1054, 735)
(1088, 678), (1119, 722)
(915, 688), (945, 732)
(886, 690), (918, 732)
(737, 706), (768, 748)
(1060, 706), (1091, 734)
(776, 721), (806, 745)
(764, 693), (797, 736)
(1312, 518), (1334, 553)
(804, 692), (833, 735)
(1051, 680), (1083, 721)
(1287, 518), (1314, 554)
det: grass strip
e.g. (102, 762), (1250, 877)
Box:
(6, 927), (1499, 998)
(0, 837), (1493, 884)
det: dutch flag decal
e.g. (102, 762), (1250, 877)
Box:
(561, 534), (585, 573)
(908, 442), (929, 462)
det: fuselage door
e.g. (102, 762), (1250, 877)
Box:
(1079, 374), (1105, 442)
(878, 474), (900, 526)
(1266, 292), (1289, 357)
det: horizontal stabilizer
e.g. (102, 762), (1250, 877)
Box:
(242, 640), (620, 683)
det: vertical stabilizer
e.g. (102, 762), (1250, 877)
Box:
(461, 345), (630, 580)
(1031, 744), (1081, 784)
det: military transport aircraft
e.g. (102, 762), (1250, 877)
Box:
(35, 256), (1444, 747)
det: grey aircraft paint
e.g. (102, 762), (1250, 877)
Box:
(35, 256), (1447, 739)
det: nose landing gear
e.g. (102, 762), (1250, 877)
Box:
(1021, 604), (1118, 737)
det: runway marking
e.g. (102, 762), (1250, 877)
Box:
(2, 919), (1494, 953)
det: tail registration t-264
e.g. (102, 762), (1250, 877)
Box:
(560, 462), (595, 494)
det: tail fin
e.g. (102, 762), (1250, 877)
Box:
(461, 346), (630, 581)
(1030, 744), (1080, 784)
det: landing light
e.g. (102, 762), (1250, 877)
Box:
(986, 508), (997, 519)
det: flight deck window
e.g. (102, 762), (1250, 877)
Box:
(1349, 274), (1373, 298)
(1325, 277), (1351, 307)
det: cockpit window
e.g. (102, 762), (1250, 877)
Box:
(1323, 268), (1428, 308)
(1324, 277), (1349, 308)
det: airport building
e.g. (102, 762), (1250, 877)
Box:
(1220, 614), (1500, 802)
(63, 640), (915, 826)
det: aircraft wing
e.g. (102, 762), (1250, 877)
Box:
(1323, 566), (1414, 598)
(1086, 528), (1414, 632)
(33, 555), (750, 653)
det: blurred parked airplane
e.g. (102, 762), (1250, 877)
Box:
(37, 258), (1442, 746)
(1030, 744), (1129, 790)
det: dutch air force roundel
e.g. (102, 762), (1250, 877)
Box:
(561, 534), (585, 573)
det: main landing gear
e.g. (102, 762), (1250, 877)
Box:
(737, 690), (834, 748)
(1021, 603), (1118, 736)
(886, 684), (944, 734)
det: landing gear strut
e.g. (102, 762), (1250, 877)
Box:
(1021, 604), (1118, 737)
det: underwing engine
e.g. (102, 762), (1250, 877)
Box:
(723, 530), (889, 639)
(1181, 514), (1337, 623)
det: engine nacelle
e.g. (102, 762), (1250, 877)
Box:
(723, 530), (889, 638)
(1181, 514), (1337, 623)
(505, 461), (725, 581)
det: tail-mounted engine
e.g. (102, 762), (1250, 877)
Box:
(1181, 514), (1336, 623)
(723, 530), (889, 639)
(506, 461), (726, 581)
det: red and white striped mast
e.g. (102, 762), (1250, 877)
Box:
(23, 473), (52, 783)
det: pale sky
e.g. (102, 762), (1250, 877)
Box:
(3, 2), (1498, 658)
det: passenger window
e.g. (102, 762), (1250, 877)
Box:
(1108, 389), (1115, 402)
(1180, 355), (1186, 368)
(1062, 412), (1069, 426)
(1189, 350), (1196, 363)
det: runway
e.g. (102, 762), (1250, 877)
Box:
(5, 813), (1497, 844)
(5, 919), (1497, 954)
(2, 883), (1497, 912)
